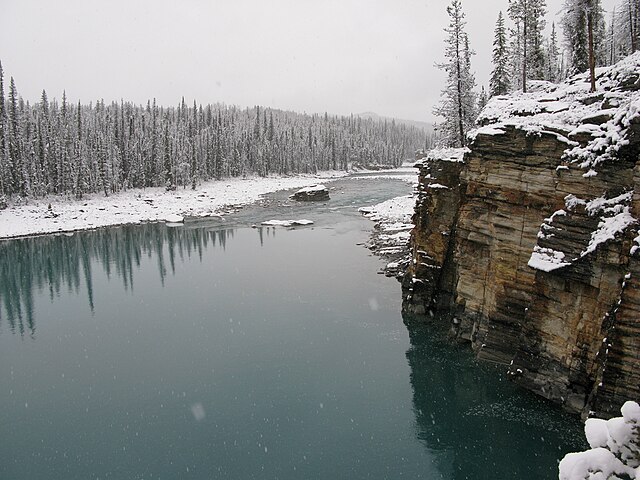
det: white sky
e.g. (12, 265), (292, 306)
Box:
(0, 0), (617, 123)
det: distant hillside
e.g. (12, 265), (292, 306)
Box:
(357, 112), (434, 133)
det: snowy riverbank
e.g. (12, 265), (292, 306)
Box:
(0, 172), (346, 240)
(360, 194), (416, 278)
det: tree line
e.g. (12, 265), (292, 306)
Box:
(434, 0), (640, 148)
(0, 64), (425, 201)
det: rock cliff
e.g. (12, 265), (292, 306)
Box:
(403, 53), (640, 418)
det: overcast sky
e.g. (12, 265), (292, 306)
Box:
(0, 0), (617, 123)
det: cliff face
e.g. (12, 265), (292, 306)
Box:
(404, 53), (640, 418)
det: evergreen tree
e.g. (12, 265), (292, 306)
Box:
(546, 23), (562, 81)
(562, 0), (604, 91)
(508, 0), (547, 92)
(8, 77), (23, 195)
(490, 11), (511, 96)
(433, 0), (477, 147)
(75, 101), (85, 199)
(477, 86), (488, 112)
(462, 33), (478, 129)
(0, 62), (425, 200)
(623, 0), (639, 52)
(0, 61), (6, 197)
(614, 0), (639, 57)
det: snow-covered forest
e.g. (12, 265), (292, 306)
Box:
(434, 0), (640, 147)
(0, 65), (425, 200)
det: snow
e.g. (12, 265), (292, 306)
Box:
(631, 234), (640, 256)
(582, 206), (636, 256)
(530, 191), (636, 271)
(164, 214), (184, 224)
(293, 184), (328, 194)
(260, 219), (314, 227)
(358, 195), (416, 224)
(0, 172), (346, 239)
(381, 222), (414, 232)
(428, 183), (449, 189)
(528, 246), (571, 272)
(466, 125), (506, 141)
(360, 193), (416, 277)
(378, 230), (411, 242)
(585, 418), (609, 448)
(559, 447), (635, 480)
(473, 52), (640, 177)
(559, 401), (640, 480)
(585, 192), (634, 216)
(349, 174), (418, 184)
(426, 147), (468, 163)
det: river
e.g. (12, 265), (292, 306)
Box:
(0, 174), (585, 479)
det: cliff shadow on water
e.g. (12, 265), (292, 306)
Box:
(402, 312), (586, 480)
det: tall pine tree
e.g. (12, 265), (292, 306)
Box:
(490, 11), (511, 96)
(545, 23), (561, 81)
(433, 0), (477, 147)
(562, 0), (604, 91)
(0, 61), (6, 197)
(508, 0), (547, 92)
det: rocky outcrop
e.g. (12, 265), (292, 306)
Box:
(289, 184), (330, 201)
(404, 53), (640, 418)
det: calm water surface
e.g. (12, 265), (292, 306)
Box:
(0, 177), (585, 479)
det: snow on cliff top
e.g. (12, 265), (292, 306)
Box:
(475, 52), (640, 137)
(426, 147), (468, 163)
(468, 53), (640, 273)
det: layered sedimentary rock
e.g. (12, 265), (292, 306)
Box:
(403, 53), (640, 418)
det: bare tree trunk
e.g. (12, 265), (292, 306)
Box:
(610, 8), (616, 65)
(522, 5), (528, 93)
(588, 7), (596, 93)
(630, 0), (638, 52)
(456, 26), (465, 147)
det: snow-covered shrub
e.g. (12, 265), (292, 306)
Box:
(559, 401), (640, 480)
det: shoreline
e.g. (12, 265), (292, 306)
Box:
(359, 193), (416, 278)
(0, 172), (347, 241)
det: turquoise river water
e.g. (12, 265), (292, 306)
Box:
(0, 176), (585, 479)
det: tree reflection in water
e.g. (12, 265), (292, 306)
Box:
(0, 223), (241, 336)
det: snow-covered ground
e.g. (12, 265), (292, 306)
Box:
(349, 165), (419, 184)
(360, 194), (416, 277)
(359, 194), (415, 224)
(0, 172), (346, 239)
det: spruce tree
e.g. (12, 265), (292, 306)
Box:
(75, 100), (85, 199)
(477, 86), (488, 112)
(490, 11), (511, 96)
(562, 0), (604, 91)
(615, 0), (639, 55)
(0, 63), (425, 200)
(0, 61), (6, 197)
(546, 23), (561, 82)
(508, 0), (547, 92)
(8, 77), (22, 195)
(433, 0), (477, 148)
